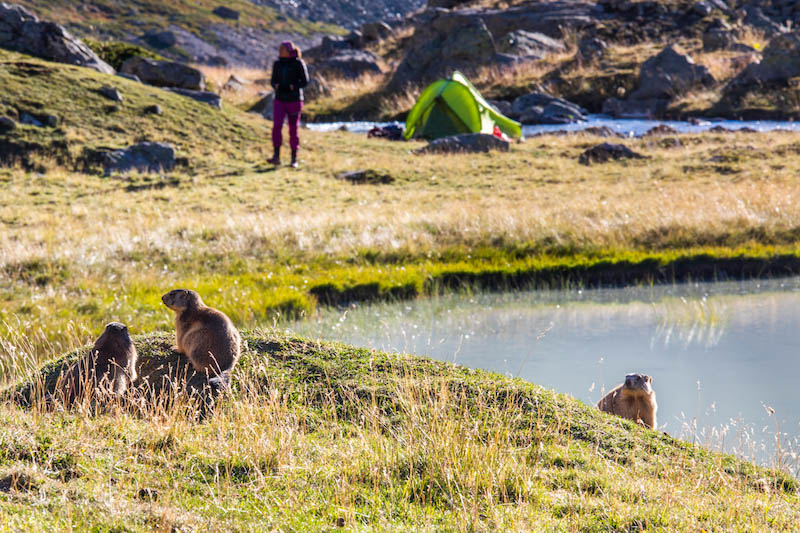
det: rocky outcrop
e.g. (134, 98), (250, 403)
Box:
(577, 36), (607, 62)
(509, 92), (587, 124)
(143, 30), (177, 50)
(496, 30), (565, 58)
(305, 35), (383, 79)
(166, 88), (222, 109)
(212, 6), (240, 21)
(252, 0), (425, 29)
(99, 86), (123, 102)
(0, 3), (114, 74)
(249, 92), (275, 119)
(602, 45), (714, 118)
(0, 116), (15, 133)
(579, 143), (646, 164)
(731, 31), (800, 86)
(103, 142), (176, 175)
(416, 133), (510, 154)
(120, 57), (206, 91)
(361, 21), (393, 42)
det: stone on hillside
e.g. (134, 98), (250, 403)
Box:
(120, 57), (206, 91)
(510, 92), (587, 124)
(314, 49), (382, 79)
(496, 30), (565, 58)
(304, 76), (331, 101)
(0, 3), (114, 74)
(249, 92), (275, 119)
(222, 74), (247, 92)
(0, 116), (15, 133)
(643, 124), (679, 136)
(579, 143), (647, 165)
(580, 126), (623, 138)
(361, 21), (393, 42)
(166, 88), (222, 109)
(630, 45), (715, 100)
(117, 72), (141, 83)
(212, 6), (240, 21)
(336, 170), (395, 184)
(143, 104), (163, 116)
(732, 31), (800, 85)
(578, 37), (607, 62)
(99, 86), (123, 102)
(742, 6), (787, 37)
(102, 142), (176, 176)
(143, 30), (177, 49)
(703, 28), (737, 51)
(416, 133), (510, 154)
(19, 111), (57, 127)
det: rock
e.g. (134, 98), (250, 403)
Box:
(344, 30), (363, 48)
(222, 74), (247, 92)
(416, 133), (510, 154)
(165, 88), (222, 109)
(0, 116), (15, 133)
(693, 1), (713, 17)
(0, 3), (114, 74)
(143, 104), (163, 116)
(496, 30), (565, 58)
(335, 170), (395, 184)
(488, 99), (513, 116)
(577, 37), (607, 62)
(19, 111), (57, 127)
(143, 30), (177, 49)
(117, 72), (141, 83)
(643, 124), (679, 136)
(304, 76), (331, 101)
(578, 143), (647, 165)
(733, 31), (800, 85)
(510, 92), (587, 124)
(361, 21), (393, 42)
(313, 49), (383, 79)
(249, 92), (274, 119)
(120, 57), (206, 91)
(742, 6), (787, 37)
(580, 126), (623, 138)
(212, 6), (240, 21)
(99, 86), (123, 102)
(703, 29), (736, 51)
(102, 142), (176, 176)
(630, 45), (715, 100)
(602, 97), (668, 118)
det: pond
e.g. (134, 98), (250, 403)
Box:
(306, 114), (800, 137)
(291, 277), (800, 474)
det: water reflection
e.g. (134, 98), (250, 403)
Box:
(292, 278), (800, 474)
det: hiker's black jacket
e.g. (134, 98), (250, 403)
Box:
(271, 57), (309, 102)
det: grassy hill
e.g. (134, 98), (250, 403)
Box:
(0, 330), (797, 530)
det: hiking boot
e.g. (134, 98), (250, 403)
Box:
(267, 147), (280, 165)
(290, 149), (298, 169)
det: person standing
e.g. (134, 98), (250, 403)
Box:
(268, 41), (309, 168)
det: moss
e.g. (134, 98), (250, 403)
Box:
(83, 39), (166, 71)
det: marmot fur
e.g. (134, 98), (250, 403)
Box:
(596, 373), (657, 429)
(58, 322), (138, 404)
(161, 289), (240, 385)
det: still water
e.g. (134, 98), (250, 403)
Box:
(292, 278), (800, 471)
(307, 115), (800, 137)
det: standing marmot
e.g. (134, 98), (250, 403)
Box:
(161, 289), (240, 386)
(58, 322), (138, 405)
(596, 373), (657, 429)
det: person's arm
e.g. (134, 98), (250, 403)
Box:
(271, 61), (279, 90)
(296, 59), (309, 89)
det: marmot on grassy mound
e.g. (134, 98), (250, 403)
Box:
(161, 289), (240, 388)
(596, 373), (657, 429)
(58, 322), (138, 404)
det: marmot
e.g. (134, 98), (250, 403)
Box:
(58, 322), (138, 404)
(596, 373), (657, 429)
(161, 289), (240, 386)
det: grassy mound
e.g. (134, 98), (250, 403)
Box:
(0, 331), (797, 530)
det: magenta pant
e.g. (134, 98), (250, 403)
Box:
(272, 100), (303, 151)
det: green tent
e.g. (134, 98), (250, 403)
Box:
(403, 71), (521, 141)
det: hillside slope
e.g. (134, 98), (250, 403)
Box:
(1, 330), (797, 530)
(8, 0), (342, 67)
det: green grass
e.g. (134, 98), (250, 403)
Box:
(0, 330), (797, 530)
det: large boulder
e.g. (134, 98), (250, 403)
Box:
(732, 31), (800, 85)
(601, 97), (668, 119)
(742, 6), (787, 37)
(416, 133), (510, 154)
(0, 3), (114, 74)
(143, 30), (177, 50)
(166, 88), (221, 109)
(579, 143), (647, 165)
(120, 57), (206, 91)
(249, 92), (274, 119)
(510, 92), (587, 124)
(630, 45), (715, 100)
(496, 30), (565, 58)
(212, 6), (240, 21)
(360, 21), (393, 42)
(391, 9), (497, 87)
(102, 142), (176, 176)
(313, 49), (383, 79)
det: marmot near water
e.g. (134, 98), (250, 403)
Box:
(161, 289), (240, 386)
(58, 322), (138, 404)
(596, 373), (657, 429)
